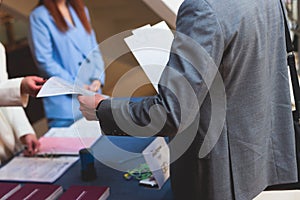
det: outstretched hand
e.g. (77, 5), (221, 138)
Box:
(21, 76), (46, 97)
(78, 94), (106, 120)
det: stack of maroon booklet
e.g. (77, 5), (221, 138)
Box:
(6, 183), (63, 200)
(0, 183), (21, 199)
(59, 185), (110, 200)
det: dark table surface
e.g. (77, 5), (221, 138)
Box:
(55, 136), (174, 200)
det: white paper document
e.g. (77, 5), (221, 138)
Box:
(0, 156), (78, 183)
(124, 21), (174, 93)
(37, 76), (94, 97)
(253, 190), (300, 200)
(132, 24), (151, 35)
(44, 118), (102, 138)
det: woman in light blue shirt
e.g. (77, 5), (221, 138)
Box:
(29, 0), (105, 128)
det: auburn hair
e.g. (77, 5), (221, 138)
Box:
(37, 0), (92, 33)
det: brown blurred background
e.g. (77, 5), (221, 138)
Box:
(0, 0), (169, 136)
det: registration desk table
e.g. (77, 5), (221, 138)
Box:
(55, 136), (174, 200)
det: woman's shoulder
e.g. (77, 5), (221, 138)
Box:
(30, 5), (49, 19)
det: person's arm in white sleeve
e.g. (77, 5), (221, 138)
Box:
(6, 107), (40, 156)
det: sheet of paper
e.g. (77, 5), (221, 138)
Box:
(44, 118), (102, 138)
(69, 117), (102, 137)
(37, 76), (94, 98)
(142, 137), (170, 189)
(132, 24), (151, 35)
(124, 21), (174, 92)
(40, 118), (102, 155)
(37, 137), (99, 155)
(253, 190), (300, 200)
(0, 156), (78, 183)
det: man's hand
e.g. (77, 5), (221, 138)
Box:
(20, 134), (40, 156)
(21, 76), (46, 97)
(78, 94), (106, 121)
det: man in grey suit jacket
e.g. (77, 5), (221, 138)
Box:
(78, 0), (298, 199)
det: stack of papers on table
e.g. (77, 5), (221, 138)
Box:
(37, 137), (97, 156)
(0, 118), (101, 183)
(0, 156), (78, 183)
(38, 118), (102, 156)
(124, 21), (174, 93)
(44, 118), (102, 138)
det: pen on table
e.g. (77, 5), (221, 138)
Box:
(22, 144), (39, 156)
(22, 145), (30, 156)
(22, 144), (28, 151)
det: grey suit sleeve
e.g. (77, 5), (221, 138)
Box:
(97, 0), (225, 137)
(97, 94), (179, 137)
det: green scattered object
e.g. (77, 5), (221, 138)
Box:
(126, 163), (152, 180)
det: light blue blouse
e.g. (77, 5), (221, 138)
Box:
(29, 5), (105, 123)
